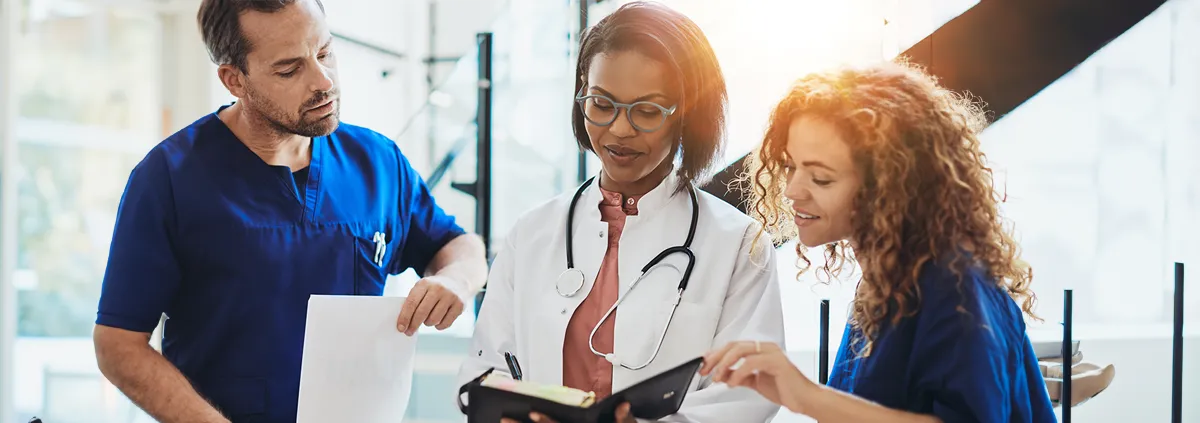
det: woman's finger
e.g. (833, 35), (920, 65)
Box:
(711, 343), (756, 383)
(725, 354), (773, 387)
(700, 341), (738, 375)
(530, 412), (560, 422)
(616, 402), (635, 422)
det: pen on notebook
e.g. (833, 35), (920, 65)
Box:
(504, 352), (523, 380)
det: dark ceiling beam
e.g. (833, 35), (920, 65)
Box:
(905, 0), (1167, 123)
(702, 0), (1169, 213)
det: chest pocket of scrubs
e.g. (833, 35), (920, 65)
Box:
(353, 228), (393, 296)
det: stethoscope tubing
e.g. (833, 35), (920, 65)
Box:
(560, 176), (700, 369)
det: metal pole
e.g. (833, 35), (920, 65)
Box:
(0, 0), (19, 418)
(426, 0), (437, 171)
(1061, 289), (1072, 422)
(818, 299), (830, 385)
(575, 0), (589, 183)
(472, 32), (492, 317)
(476, 32), (492, 254)
(1172, 262), (1184, 423)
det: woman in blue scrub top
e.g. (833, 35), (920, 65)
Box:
(701, 61), (1058, 422)
(92, 1), (488, 422)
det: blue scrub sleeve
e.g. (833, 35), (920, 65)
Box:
(389, 151), (467, 276)
(909, 269), (1014, 423)
(96, 149), (182, 333)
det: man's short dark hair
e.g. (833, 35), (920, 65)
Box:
(572, 1), (729, 191)
(197, 0), (326, 73)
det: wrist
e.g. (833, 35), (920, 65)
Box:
(427, 271), (473, 298)
(790, 378), (824, 415)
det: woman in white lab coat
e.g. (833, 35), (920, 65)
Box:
(458, 2), (785, 422)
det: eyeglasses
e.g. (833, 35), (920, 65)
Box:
(575, 91), (678, 133)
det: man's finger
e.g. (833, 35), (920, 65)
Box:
(425, 294), (454, 326)
(436, 301), (464, 330)
(397, 282), (429, 333)
(407, 287), (440, 335)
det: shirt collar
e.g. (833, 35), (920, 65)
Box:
(598, 186), (641, 215)
(583, 171), (681, 217)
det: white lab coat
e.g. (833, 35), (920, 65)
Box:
(458, 172), (786, 422)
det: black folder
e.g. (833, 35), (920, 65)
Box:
(458, 356), (705, 423)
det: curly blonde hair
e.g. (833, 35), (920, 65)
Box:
(741, 60), (1036, 356)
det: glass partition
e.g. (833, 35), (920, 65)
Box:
(486, 0), (578, 251)
(386, 1), (580, 421)
(392, 0), (579, 259)
(392, 38), (480, 256)
(10, 1), (164, 422)
(985, 1), (1198, 420)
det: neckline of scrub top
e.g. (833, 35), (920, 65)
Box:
(206, 105), (326, 215)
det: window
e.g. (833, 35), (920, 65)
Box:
(982, 1), (1199, 334)
(10, 1), (164, 421)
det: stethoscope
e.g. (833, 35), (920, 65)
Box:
(554, 176), (698, 370)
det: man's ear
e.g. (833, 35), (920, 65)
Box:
(217, 64), (247, 98)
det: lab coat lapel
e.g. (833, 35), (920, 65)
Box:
(612, 173), (693, 390)
(574, 179), (607, 295)
(528, 178), (607, 385)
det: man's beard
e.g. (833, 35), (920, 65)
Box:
(244, 84), (340, 138)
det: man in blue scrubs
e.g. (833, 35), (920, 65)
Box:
(91, 1), (489, 422)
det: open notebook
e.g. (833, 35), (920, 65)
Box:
(458, 357), (705, 423)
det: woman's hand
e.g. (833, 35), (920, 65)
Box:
(500, 402), (636, 423)
(701, 340), (814, 413)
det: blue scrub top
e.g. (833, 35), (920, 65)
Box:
(827, 259), (1058, 423)
(96, 106), (466, 423)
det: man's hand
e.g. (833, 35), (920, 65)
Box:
(396, 275), (468, 336)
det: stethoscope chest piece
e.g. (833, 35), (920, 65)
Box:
(556, 268), (586, 297)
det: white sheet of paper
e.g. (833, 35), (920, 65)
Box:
(296, 295), (418, 423)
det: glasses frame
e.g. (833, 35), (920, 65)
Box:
(575, 91), (678, 133)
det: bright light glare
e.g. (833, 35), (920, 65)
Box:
(638, 0), (979, 166)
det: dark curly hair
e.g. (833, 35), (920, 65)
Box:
(741, 59), (1037, 356)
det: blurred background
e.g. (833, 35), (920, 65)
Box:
(0, 0), (1196, 422)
